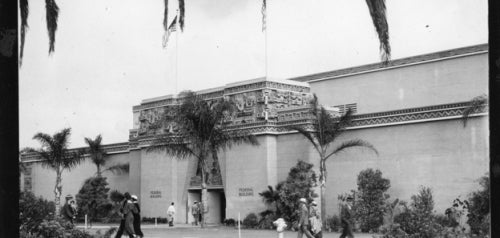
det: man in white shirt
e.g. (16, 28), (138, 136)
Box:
(167, 202), (176, 227)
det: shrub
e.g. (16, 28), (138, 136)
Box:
(354, 168), (391, 232)
(325, 215), (341, 232)
(467, 175), (489, 235)
(242, 213), (259, 228)
(141, 217), (168, 223)
(75, 177), (113, 223)
(393, 187), (443, 238)
(19, 191), (55, 233)
(223, 218), (236, 226)
(434, 214), (459, 228)
(259, 161), (318, 223)
(37, 220), (65, 238)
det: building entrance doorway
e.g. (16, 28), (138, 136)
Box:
(187, 189), (225, 224)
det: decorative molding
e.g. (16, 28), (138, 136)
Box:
(20, 102), (487, 162)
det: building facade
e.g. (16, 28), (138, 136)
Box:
(21, 44), (489, 224)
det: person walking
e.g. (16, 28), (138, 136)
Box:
(297, 198), (315, 238)
(131, 195), (144, 238)
(191, 201), (200, 226)
(114, 192), (137, 238)
(309, 201), (322, 238)
(167, 202), (176, 227)
(339, 197), (355, 238)
(61, 195), (76, 224)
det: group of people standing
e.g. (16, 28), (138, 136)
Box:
(190, 201), (203, 226)
(115, 192), (144, 238)
(296, 198), (322, 238)
(287, 197), (354, 238)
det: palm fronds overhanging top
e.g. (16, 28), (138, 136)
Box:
(365, 0), (391, 64)
(45, 0), (59, 54)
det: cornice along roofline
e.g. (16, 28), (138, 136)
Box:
(289, 44), (488, 83)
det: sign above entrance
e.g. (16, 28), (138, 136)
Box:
(238, 188), (254, 196)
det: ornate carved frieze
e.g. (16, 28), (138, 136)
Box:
(133, 80), (315, 135)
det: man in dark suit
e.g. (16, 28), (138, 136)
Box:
(61, 195), (76, 224)
(339, 197), (355, 238)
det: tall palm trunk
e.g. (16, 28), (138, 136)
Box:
(200, 154), (208, 228)
(319, 155), (327, 228)
(54, 167), (63, 217)
(96, 164), (102, 177)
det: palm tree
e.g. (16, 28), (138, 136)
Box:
(287, 94), (378, 226)
(84, 134), (130, 177)
(259, 183), (284, 216)
(20, 0), (389, 64)
(462, 94), (488, 127)
(84, 135), (106, 177)
(147, 91), (259, 227)
(23, 128), (85, 217)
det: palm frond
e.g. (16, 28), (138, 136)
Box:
(20, 0), (29, 65)
(147, 134), (197, 159)
(178, 0), (185, 31)
(61, 149), (86, 171)
(103, 163), (129, 175)
(287, 125), (320, 154)
(324, 139), (378, 161)
(45, 0), (59, 54)
(84, 134), (107, 166)
(163, 0), (169, 31)
(462, 94), (488, 127)
(33, 132), (54, 149)
(365, 0), (390, 64)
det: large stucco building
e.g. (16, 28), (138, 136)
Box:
(21, 44), (489, 224)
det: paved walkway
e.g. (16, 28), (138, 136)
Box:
(77, 223), (376, 238)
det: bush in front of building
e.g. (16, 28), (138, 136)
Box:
(223, 218), (237, 226)
(259, 160), (318, 227)
(392, 186), (444, 238)
(242, 213), (259, 228)
(353, 168), (391, 233)
(466, 175), (489, 236)
(75, 176), (114, 223)
(325, 215), (341, 232)
(141, 217), (168, 224)
(257, 210), (277, 229)
(19, 191), (55, 234)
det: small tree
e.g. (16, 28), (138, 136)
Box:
(259, 160), (318, 223)
(84, 134), (130, 177)
(19, 191), (55, 234)
(148, 91), (259, 227)
(394, 186), (442, 238)
(354, 168), (391, 232)
(467, 175), (490, 235)
(288, 94), (378, 224)
(75, 177), (113, 224)
(23, 128), (85, 217)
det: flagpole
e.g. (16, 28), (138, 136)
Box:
(263, 0), (268, 80)
(175, 9), (179, 95)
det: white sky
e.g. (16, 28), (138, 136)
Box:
(19, 0), (488, 149)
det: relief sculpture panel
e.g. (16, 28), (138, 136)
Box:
(136, 82), (314, 136)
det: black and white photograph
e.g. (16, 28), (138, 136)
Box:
(12, 0), (493, 237)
